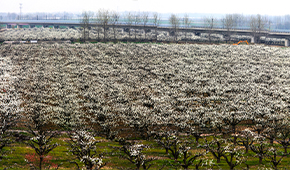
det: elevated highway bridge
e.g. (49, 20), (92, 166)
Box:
(1, 21), (290, 46)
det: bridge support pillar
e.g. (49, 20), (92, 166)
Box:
(251, 37), (255, 43)
(285, 39), (289, 47)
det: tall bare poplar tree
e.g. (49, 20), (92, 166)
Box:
(204, 16), (216, 43)
(133, 12), (141, 41)
(141, 12), (149, 40)
(98, 9), (110, 41)
(111, 11), (120, 41)
(250, 14), (267, 43)
(153, 12), (161, 41)
(125, 12), (134, 39)
(223, 14), (235, 42)
(95, 11), (102, 40)
(169, 14), (180, 41)
(183, 14), (192, 41)
(80, 11), (93, 42)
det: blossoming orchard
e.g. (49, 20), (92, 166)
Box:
(1, 42), (290, 169)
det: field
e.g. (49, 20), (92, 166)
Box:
(1, 42), (290, 169)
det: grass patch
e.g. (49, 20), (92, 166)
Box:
(1, 133), (290, 169)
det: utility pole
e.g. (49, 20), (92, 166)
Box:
(19, 3), (22, 20)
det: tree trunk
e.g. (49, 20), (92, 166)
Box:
(259, 156), (263, 164)
(175, 28), (177, 42)
(233, 136), (237, 145)
(284, 146), (288, 154)
(114, 28), (116, 40)
(245, 145), (249, 154)
(195, 136), (200, 145)
(183, 166), (189, 170)
(270, 138), (274, 145)
(155, 28), (157, 41)
(103, 25), (106, 41)
(97, 27), (100, 40)
(165, 147), (169, 154)
(217, 157), (221, 163)
(39, 155), (43, 170)
(83, 28), (86, 42)
(86, 164), (93, 170)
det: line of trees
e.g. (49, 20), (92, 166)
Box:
(218, 14), (269, 43)
(79, 10), (275, 43)
(80, 10), (162, 42)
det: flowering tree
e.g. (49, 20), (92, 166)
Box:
(117, 138), (155, 170)
(264, 147), (288, 170)
(48, 71), (85, 130)
(236, 129), (255, 154)
(67, 130), (105, 170)
(20, 73), (59, 170)
(249, 135), (269, 164)
(156, 131), (206, 170)
(203, 136), (226, 163)
(189, 107), (222, 144)
(123, 105), (160, 140)
(25, 153), (59, 170)
(94, 112), (119, 140)
(262, 113), (286, 145)
(0, 56), (22, 160)
(25, 110), (59, 170)
(220, 99), (250, 144)
(276, 119), (290, 154)
(221, 143), (247, 170)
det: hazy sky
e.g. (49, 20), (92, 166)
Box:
(1, 0), (290, 16)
